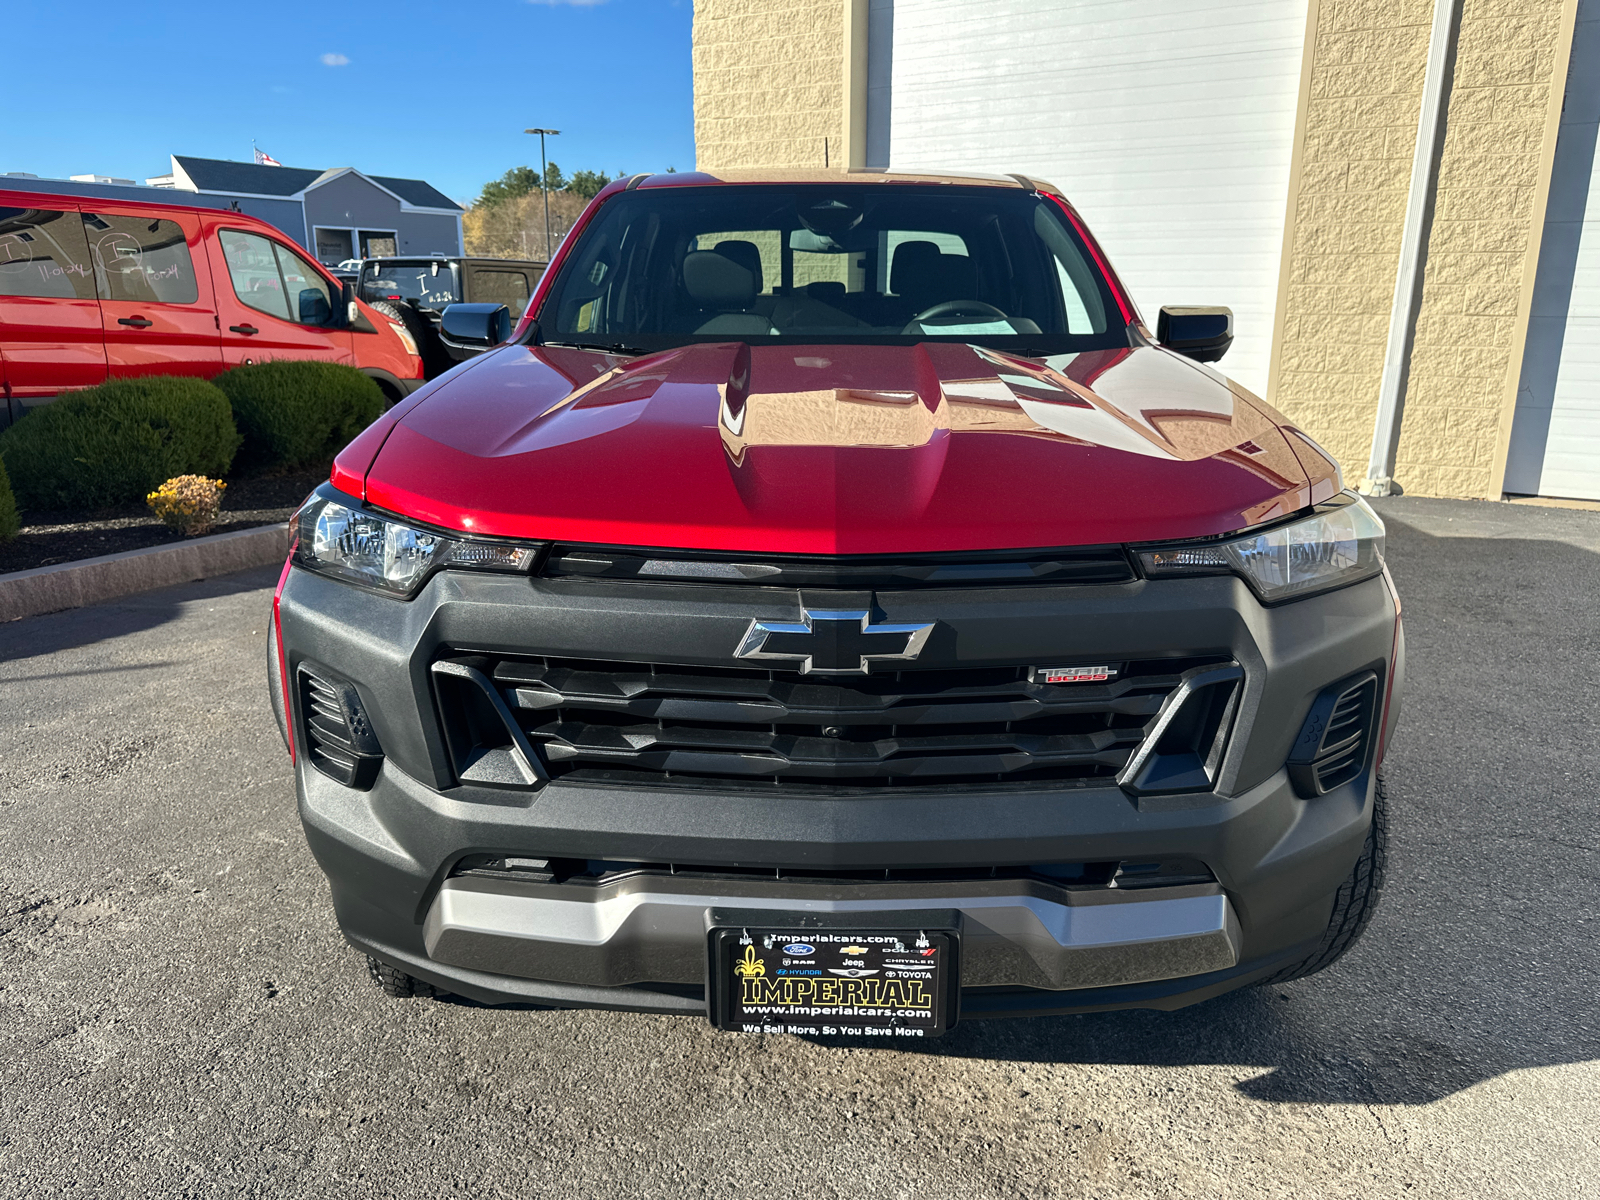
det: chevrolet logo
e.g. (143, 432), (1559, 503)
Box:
(734, 608), (935, 675)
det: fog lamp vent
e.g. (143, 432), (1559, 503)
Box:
(1287, 672), (1379, 798)
(299, 667), (384, 789)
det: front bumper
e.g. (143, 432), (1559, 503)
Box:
(425, 874), (1239, 990)
(280, 563), (1400, 1018)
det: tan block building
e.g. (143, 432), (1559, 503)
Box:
(693, 0), (1598, 503)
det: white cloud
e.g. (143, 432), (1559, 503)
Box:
(320, 53), (350, 66)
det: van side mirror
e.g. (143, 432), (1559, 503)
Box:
(440, 302), (512, 349)
(1157, 306), (1233, 363)
(341, 281), (359, 327)
(300, 288), (332, 326)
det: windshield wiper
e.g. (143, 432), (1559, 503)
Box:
(540, 340), (648, 356)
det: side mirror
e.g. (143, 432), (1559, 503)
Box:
(1157, 306), (1233, 363)
(300, 288), (332, 326)
(341, 281), (359, 327)
(440, 302), (512, 350)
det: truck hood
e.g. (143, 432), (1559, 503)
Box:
(356, 341), (1335, 553)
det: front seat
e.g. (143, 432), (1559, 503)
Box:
(682, 249), (774, 335)
(891, 240), (976, 317)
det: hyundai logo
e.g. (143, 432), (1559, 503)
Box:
(734, 608), (934, 675)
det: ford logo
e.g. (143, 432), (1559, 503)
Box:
(783, 943), (815, 956)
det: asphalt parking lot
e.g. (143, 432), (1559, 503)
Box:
(2, 495), (1597, 1198)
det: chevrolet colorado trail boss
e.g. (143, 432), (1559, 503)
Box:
(270, 169), (1401, 1036)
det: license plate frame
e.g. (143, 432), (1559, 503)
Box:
(707, 920), (959, 1039)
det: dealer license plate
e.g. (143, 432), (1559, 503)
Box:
(709, 927), (956, 1038)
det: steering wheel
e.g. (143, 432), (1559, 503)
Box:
(901, 299), (1010, 334)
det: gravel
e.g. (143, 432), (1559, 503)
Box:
(0, 494), (1595, 1198)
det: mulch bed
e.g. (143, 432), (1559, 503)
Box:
(0, 468), (329, 576)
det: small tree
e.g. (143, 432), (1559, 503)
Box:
(477, 165), (542, 208)
(568, 169), (614, 200)
(542, 162), (568, 192)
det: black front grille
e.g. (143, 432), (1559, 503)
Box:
(434, 654), (1230, 791)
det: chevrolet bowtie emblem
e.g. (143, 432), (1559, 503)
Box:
(734, 608), (935, 675)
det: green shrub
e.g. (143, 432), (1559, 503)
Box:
(0, 455), (18, 542)
(0, 377), (240, 512)
(213, 360), (385, 473)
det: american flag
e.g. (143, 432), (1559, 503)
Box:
(254, 147), (282, 167)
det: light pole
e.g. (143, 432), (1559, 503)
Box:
(524, 128), (560, 261)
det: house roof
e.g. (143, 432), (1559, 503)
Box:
(170, 155), (462, 210)
(173, 156), (323, 196)
(369, 175), (461, 211)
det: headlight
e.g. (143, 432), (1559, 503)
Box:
(1138, 495), (1385, 603)
(293, 486), (539, 597)
(387, 320), (420, 357)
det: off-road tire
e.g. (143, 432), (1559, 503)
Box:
(1256, 771), (1388, 986)
(367, 299), (446, 378)
(366, 955), (443, 999)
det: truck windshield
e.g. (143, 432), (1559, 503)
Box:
(537, 184), (1127, 352)
(360, 261), (460, 310)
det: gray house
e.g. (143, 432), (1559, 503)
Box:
(149, 156), (464, 264)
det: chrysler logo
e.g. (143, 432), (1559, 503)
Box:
(735, 608), (934, 675)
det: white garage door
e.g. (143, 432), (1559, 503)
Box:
(877, 0), (1309, 398)
(1505, 0), (1600, 502)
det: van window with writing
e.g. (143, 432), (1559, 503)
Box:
(0, 208), (97, 300)
(82, 213), (199, 304)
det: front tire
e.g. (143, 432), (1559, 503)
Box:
(1257, 771), (1388, 986)
(366, 956), (443, 999)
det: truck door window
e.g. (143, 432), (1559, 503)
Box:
(221, 230), (335, 325)
(0, 207), (97, 299)
(81, 213), (199, 304)
(469, 269), (530, 311)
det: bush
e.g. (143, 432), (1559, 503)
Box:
(0, 456), (17, 543)
(212, 360), (385, 473)
(148, 474), (227, 537)
(0, 377), (240, 512)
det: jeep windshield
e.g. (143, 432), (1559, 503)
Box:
(536, 184), (1129, 353)
(360, 260), (461, 311)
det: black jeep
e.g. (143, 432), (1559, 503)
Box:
(358, 256), (546, 378)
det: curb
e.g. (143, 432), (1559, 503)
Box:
(0, 523), (292, 623)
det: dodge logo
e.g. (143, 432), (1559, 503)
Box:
(734, 608), (934, 675)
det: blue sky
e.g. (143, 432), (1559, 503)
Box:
(0, 0), (694, 206)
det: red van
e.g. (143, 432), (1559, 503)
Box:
(0, 187), (424, 428)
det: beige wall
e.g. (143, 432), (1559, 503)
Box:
(1267, 0), (1436, 484)
(1395, 0), (1578, 497)
(1269, 0), (1579, 498)
(693, 0), (847, 171)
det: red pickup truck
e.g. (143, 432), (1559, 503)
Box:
(0, 187), (424, 428)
